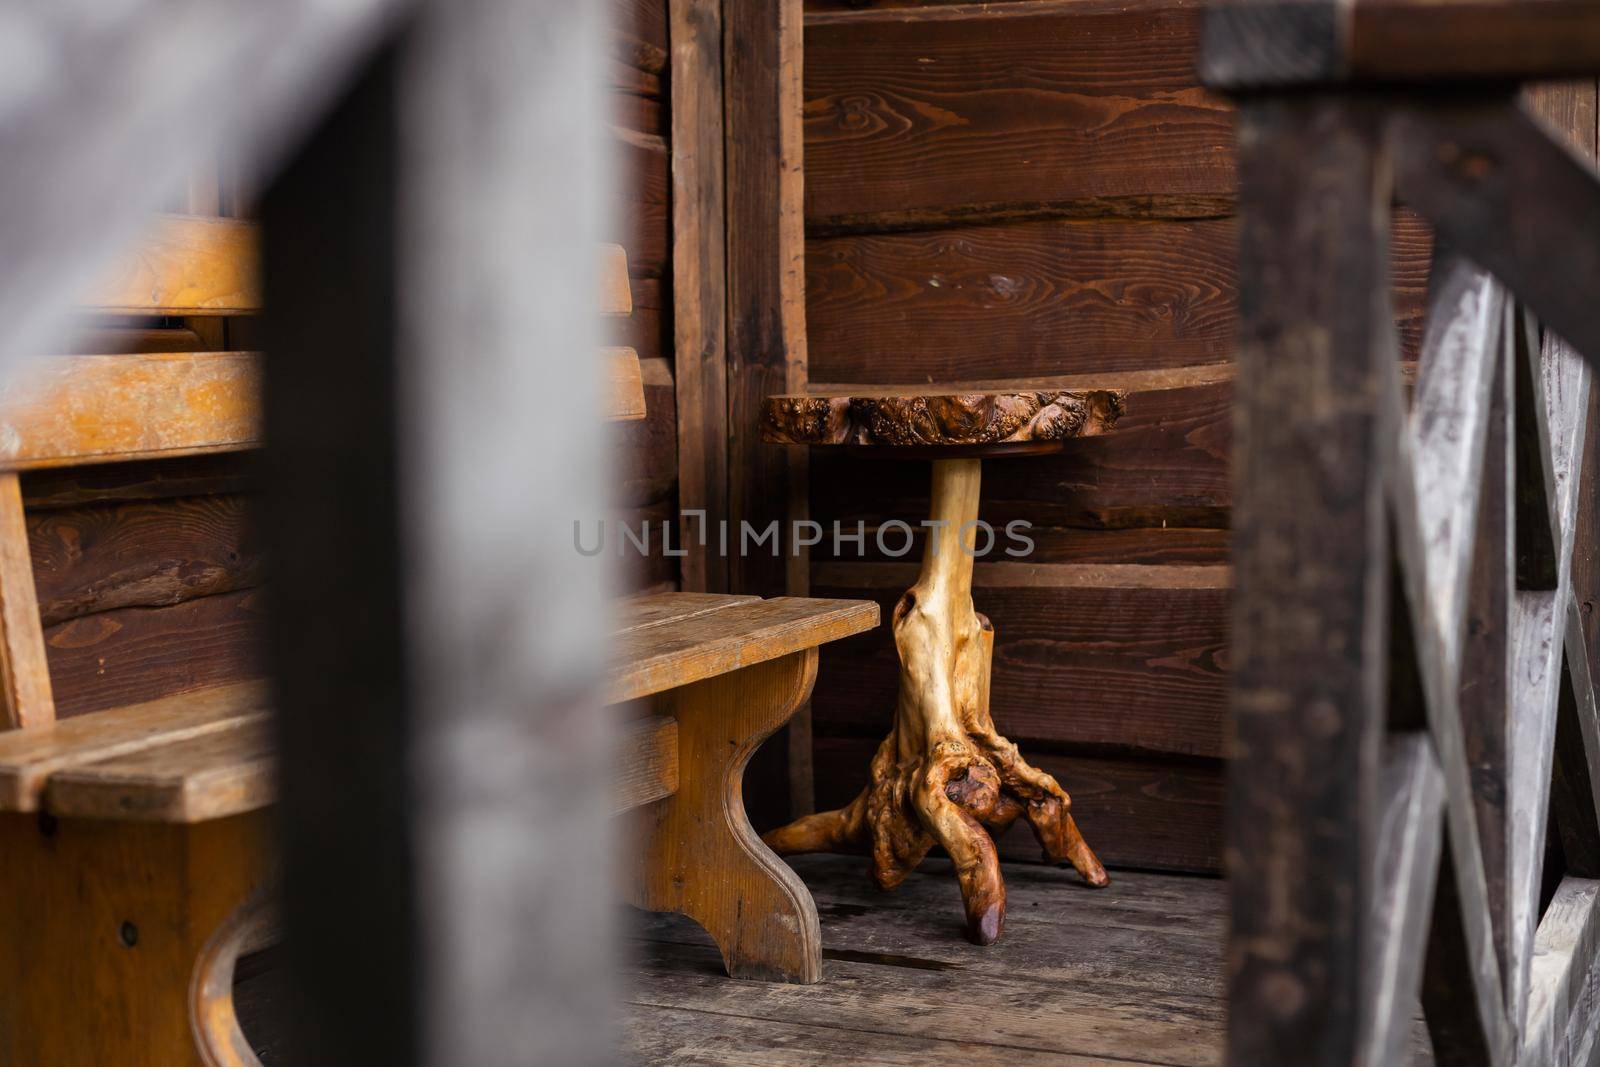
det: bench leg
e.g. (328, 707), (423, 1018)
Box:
(625, 649), (823, 983)
(0, 811), (271, 1066)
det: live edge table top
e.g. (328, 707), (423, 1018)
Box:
(761, 376), (1127, 457)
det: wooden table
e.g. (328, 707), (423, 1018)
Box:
(760, 381), (1125, 944)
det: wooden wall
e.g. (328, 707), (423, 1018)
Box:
(612, 0), (680, 595)
(798, 0), (1436, 873)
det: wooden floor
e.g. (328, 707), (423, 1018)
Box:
(623, 854), (1229, 1066)
(240, 852), (1430, 1062)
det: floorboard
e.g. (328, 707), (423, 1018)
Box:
(234, 853), (1434, 1063)
(624, 855), (1226, 1066)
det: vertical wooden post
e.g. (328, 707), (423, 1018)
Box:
(0, 472), (54, 729)
(262, 2), (615, 1063)
(1228, 95), (1392, 1066)
(724, 0), (813, 820)
(672, 0), (730, 597)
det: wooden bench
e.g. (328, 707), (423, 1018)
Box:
(612, 592), (876, 983)
(601, 246), (879, 983)
(0, 212), (275, 1066)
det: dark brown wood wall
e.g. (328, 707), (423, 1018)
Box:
(612, 0), (680, 595)
(799, 0), (1436, 873)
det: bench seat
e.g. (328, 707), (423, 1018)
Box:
(609, 592), (878, 703)
(0, 681), (271, 822)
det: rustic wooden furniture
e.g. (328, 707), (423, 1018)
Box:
(760, 382), (1123, 944)
(0, 212), (276, 1064)
(611, 591), (876, 983)
(605, 242), (878, 983)
(1204, 1), (1600, 1063)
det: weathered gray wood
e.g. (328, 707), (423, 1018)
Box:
(1521, 878), (1600, 1067)
(1554, 595), (1600, 878)
(1408, 254), (1506, 664)
(262, 4), (616, 1064)
(1358, 732), (1447, 1067)
(1514, 307), (1560, 591)
(0, 0), (407, 379)
(1228, 95), (1390, 1067)
(1387, 353), (1512, 1063)
(1391, 99), (1600, 379)
(1506, 332), (1592, 1033)
(1457, 302), (1515, 984)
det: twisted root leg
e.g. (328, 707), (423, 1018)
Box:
(764, 458), (1107, 946)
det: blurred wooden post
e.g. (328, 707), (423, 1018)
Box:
(263, 1), (615, 1063)
(1226, 94), (1393, 1067)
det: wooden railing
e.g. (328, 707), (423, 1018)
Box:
(1203, 2), (1600, 1064)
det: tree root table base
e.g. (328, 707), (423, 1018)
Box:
(760, 383), (1126, 945)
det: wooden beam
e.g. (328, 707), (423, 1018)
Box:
(1456, 294), (1514, 984)
(77, 215), (260, 316)
(0, 474), (53, 729)
(670, 0), (730, 595)
(1554, 595), (1600, 878)
(1391, 99), (1600, 377)
(723, 0), (812, 822)
(1357, 732), (1446, 1067)
(1227, 95), (1390, 1066)
(1505, 331), (1592, 1031)
(0, 352), (260, 470)
(1388, 356), (1513, 1063)
(1408, 253), (1505, 661)
(0, 0), (406, 376)
(1201, 0), (1600, 90)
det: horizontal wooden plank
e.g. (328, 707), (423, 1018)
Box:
(0, 680), (268, 811)
(28, 493), (260, 626)
(608, 595), (879, 703)
(813, 737), (1223, 873)
(615, 591), (760, 633)
(813, 568), (1228, 759)
(813, 523), (1230, 567)
(20, 453), (256, 510)
(604, 347), (647, 421)
(806, 212), (1431, 382)
(78, 215), (260, 315)
(613, 365), (676, 506)
(608, 276), (668, 363)
(612, 128), (669, 279)
(44, 714), (273, 822)
(803, 3), (1235, 228)
(0, 352), (260, 470)
(617, 0), (667, 57)
(45, 588), (265, 719)
(615, 714), (678, 813)
(61, 326), (206, 355)
(1355, 0), (1600, 86)
(809, 218), (1234, 379)
(600, 243), (633, 315)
